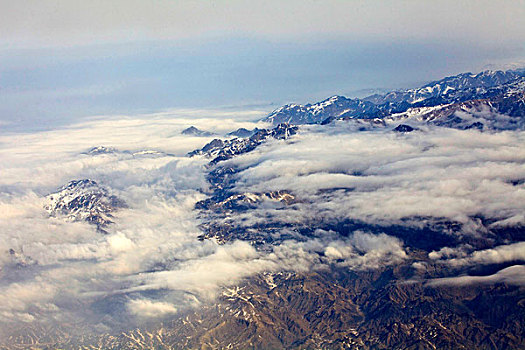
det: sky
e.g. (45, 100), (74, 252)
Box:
(1, 0), (525, 131)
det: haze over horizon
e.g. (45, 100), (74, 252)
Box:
(1, 0), (524, 132)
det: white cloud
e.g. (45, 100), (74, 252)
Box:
(427, 265), (525, 286)
(128, 299), (178, 319)
(225, 127), (525, 230)
(431, 242), (525, 267)
(276, 231), (407, 271)
(0, 110), (524, 334)
(0, 110), (265, 326)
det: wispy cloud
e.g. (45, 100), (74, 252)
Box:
(430, 242), (525, 267)
(427, 265), (525, 286)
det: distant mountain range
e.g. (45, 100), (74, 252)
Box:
(264, 69), (525, 131)
(83, 146), (173, 158)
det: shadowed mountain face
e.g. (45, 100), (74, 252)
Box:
(188, 123), (298, 164)
(2, 69), (525, 349)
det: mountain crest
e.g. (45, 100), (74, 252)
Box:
(264, 69), (525, 127)
(45, 179), (126, 231)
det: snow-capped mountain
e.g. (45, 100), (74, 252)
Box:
(226, 127), (261, 138)
(264, 95), (378, 125)
(189, 123), (298, 163)
(264, 70), (525, 126)
(44, 179), (126, 231)
(364, 70), (523, 105)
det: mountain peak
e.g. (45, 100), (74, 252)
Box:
(45, 179), (126, 231)
(264, 69), (525, 126)
(85, 146), (118, 155)
(181, 126), (214, 137)
(189, 123), (298, 163)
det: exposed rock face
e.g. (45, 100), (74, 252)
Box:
(393, 124), (415, 133)
(44, 179), (126, 231)
(188, 123), (298, 163)
(6, 269), (524, 349)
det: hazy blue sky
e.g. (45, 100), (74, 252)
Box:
(1, 0), (524, 131)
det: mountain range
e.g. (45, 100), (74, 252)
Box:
(265, 69), (525, 131)
(4, 69), (524, 349)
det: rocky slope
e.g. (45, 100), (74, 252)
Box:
(44, 179), (126, 231)
(4, 267), (524, 349)
(189, 123), (298, 164)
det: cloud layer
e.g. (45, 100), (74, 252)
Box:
(0, 111), (267, 325)
(1, 111), (524, 336)
(0, 111), (408, 331)
(221, 126), (525, 234)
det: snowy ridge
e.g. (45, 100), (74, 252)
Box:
(385, 91), (525, 131)
(44, 179), (126, 230)
(365, 70), (524, 105)
(264, 69), (525, 126)
(264, 95), (377, 125)
(189, 123), (298, 163)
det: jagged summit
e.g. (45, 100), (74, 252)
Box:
(226, 127), (260, 138)
(84, 146), (118, 155)
(181, 126), (214, 136)
(189, 123), (298, 164)
(44, 179), (126, 231)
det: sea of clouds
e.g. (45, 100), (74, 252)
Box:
(1, 110), (524, 336)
